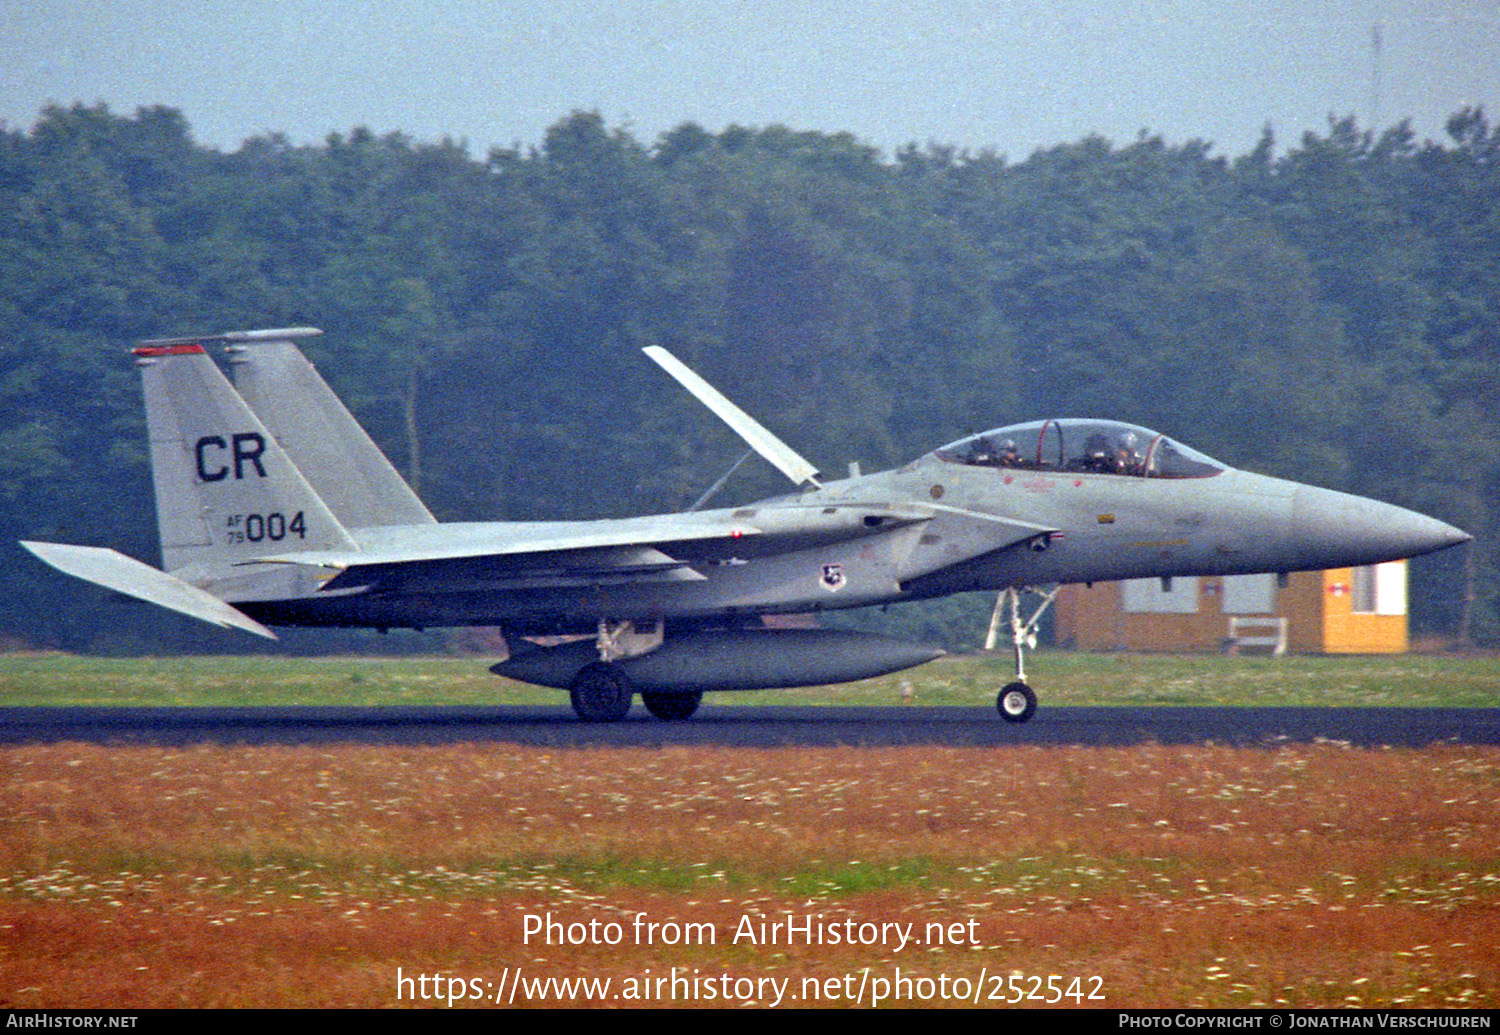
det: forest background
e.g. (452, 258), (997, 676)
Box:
(0, 103), (1494, 654)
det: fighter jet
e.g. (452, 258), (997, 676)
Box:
(20, 327), (1471, 723)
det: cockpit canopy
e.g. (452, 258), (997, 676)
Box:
(931, 419), (1224, 479)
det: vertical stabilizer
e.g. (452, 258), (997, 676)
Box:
(227, 330), (436, 527)
(133, 339), (358, 574)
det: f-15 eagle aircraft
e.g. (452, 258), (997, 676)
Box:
(21, 327), (1470, 723)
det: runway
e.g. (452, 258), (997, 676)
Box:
(1, 705), (1496, 748)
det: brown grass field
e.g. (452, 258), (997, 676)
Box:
(2, 739), (1497, 1008)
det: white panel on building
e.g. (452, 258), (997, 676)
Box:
(1350, 561), (1407, 615)
(1121, 577), (1200, 614)
(1375, 560), (1407, 616)
(1221, 573), (1276, 614)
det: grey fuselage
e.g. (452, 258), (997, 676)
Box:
(236, 450), (1467, 635)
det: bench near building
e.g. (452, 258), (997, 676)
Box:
(1053, 562), (1409, 655)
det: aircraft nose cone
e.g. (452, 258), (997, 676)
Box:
(1291, 486), (1471, 569)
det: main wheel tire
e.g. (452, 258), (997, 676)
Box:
(641, 690), (703, 721)
(569, 662), (633, 722)
(997, 681), (1038, 723)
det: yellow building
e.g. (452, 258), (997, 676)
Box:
(1054, 562), (1409, 654)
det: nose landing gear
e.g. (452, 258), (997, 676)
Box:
(986, 586), (1059, 723)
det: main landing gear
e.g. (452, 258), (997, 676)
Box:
(567, 618), (702, 722)
(566, 662), (704, 722)
(986, 586), (1059, 723)
(568, 662), (633, 722)
(641, 690), (703, 721)
(568, 618), (656, 722)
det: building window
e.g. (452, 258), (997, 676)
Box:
(1350, 562), (1406, 616)
(1222, 573), (1276, 614)
(1122, 577), (1200, 614)
(1351, 566), (1377, 613)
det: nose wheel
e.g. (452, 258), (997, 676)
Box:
(997, 681), (1038, 723)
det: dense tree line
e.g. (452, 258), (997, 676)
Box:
(1, 103), (1494, 652)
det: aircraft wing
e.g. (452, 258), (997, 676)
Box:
(246, 503), (942, 594)
(242, 500), (1062, 598)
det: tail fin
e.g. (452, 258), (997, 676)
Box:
(225, 329), (436, 528)
(133, 336), (358, 576)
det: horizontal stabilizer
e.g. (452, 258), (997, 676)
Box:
(20, 541), (277, 640)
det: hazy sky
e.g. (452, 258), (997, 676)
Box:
(3, 1), (1498, 160)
